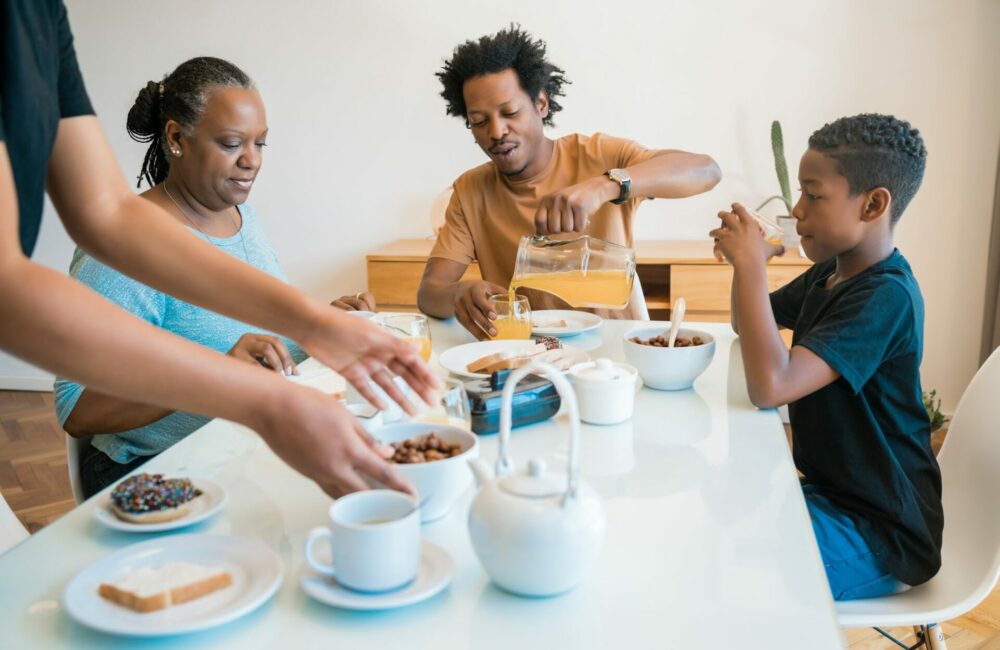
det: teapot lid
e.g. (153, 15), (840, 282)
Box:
(569, 358), (636, 383)
(499, 458), (564, 498)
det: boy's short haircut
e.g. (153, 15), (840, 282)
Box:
(808, 113), (927, 224)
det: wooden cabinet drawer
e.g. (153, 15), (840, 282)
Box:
(367, 261), (481, 309)
(670, 264), (804, 313)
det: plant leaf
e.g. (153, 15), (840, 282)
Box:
(770, 121), (793, 214)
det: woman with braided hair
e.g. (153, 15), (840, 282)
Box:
(55, 57), (377, 495)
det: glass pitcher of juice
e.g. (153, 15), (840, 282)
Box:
(509, 235), (636, 310)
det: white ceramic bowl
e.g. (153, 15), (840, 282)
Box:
(622, 327), (716, 390)
(370, 422), (479, 522)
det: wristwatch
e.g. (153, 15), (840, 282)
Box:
(605, 168), (632, 205)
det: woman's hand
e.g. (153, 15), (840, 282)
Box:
(331, 291), (376, 312)
(227, 333), (297, 375)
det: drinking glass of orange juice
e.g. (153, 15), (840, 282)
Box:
(380, 313), (432, 362)
(413, 378), (471, 430)
(489, 293), (532, 340)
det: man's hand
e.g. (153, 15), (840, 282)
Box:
(711, 203), (785, 266)
(453, 280), (507, 340)
(299, 308), (442, 415)
(227, 333), (298, 376)
(533, 176), (616, 235)
(260, 382), (414, 498)
(331, 291), (376, 312)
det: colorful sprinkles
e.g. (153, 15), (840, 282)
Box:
(111, 473), (202, 514)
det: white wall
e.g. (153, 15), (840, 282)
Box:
(5, 0), (998, 412)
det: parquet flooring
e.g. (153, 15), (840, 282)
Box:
(0, 390), (997, 647)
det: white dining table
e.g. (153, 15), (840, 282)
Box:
(0, 319), (844, 649)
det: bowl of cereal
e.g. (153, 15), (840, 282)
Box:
(371, 422), (479, 522)
(622, 326), (716, 390)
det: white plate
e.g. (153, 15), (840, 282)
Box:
(92, 477), (227, 533)
(63, 534), (283, 637)
(438, 340), (590, 380)
(531, 310), (603, 337)
(300, 540), (452, 611)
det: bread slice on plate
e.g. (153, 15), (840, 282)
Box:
(98, 561), (233, 613)
(466, 343), (545, 373)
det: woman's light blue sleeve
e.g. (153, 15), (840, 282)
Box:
(52, 252), (168, 427)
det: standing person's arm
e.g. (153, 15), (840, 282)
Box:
(710, 204), (837, 408)
(0, 146), (416, 498)
(47, 116), (438, 411)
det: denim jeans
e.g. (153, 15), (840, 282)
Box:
(80, 442), (154, 499)
(803, 484), (910, 600)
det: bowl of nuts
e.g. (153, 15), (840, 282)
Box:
(622, 326), (716, 391)
(371, 422), (479, 522)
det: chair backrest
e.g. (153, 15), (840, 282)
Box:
(630, 275), (649, 321)
(0, 490), (28, 555)
(65, 434), (92, 505)
(934, 345), (1000, 599)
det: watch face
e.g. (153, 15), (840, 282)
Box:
(608, 168), (630, 183)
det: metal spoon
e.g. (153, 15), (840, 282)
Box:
(668, 297), (686, 347)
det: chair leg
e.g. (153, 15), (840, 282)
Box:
(923, 624), (947, 650)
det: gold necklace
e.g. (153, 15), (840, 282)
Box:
(162, 183), (250, 264)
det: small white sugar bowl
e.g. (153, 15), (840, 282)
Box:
(568, 358), (640, 425)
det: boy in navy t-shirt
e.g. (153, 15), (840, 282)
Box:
(711, 114), (942, 600)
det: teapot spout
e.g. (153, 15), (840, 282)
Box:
(468, 458), (494, 488)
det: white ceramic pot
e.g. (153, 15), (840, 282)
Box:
(568, 358), (639, 425)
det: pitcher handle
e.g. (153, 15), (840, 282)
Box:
(497, 360), (582, 502)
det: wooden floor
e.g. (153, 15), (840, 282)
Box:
(1, 390), (997, 648)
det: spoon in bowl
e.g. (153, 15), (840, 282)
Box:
(668, 297), (686, 347)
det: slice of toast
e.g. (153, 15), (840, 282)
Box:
(98, 561), (233, 613)
(480, 348), (574, 374)
(466, 343), (545, 373)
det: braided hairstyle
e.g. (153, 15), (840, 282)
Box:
(127, 57), (254, 188)
(808, 114), (927, 224)
(437, 24), (569, 128)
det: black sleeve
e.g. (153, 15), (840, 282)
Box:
(55, 1), (94, 119)
(0, 96), (5, 142)
(769, 267), (811, 330)
(796, 278), (914, 393)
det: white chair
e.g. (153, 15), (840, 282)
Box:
(0, 490), (29, 555)
(835, 346), (1000, 649)
(66, 433), (92, 505)
(630, 275), (649, 321)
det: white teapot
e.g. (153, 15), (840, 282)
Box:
(467, 361), (605, 597)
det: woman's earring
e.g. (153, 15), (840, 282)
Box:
(171, 148), (182, 157)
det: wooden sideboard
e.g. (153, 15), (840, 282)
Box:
(366, 239), (812, 324)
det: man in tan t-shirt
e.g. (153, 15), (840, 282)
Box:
(418, 25), (722, 339)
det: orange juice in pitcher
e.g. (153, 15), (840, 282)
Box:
(510, 235), (636, 310)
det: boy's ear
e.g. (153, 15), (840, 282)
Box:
(860, 187), (892, 223)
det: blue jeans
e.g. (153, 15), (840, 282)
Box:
(803, 484), (910, 600)
(80, 441), (153, 499)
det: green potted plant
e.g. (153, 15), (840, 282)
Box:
(758, 121), (798, 250)
(923, 389), (949, 455)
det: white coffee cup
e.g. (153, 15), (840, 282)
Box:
(305, 490), (420, 592)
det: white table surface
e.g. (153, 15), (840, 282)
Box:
(0, 319), (844, 649)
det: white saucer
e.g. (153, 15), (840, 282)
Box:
(92, 477), (227, 533)
(438, 340), (589, 380)
(63, 534), (282, 637)
(531, 310), (603, 337)
(300, 540), (453, 610)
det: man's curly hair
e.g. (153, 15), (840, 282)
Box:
(437, 24), (569, 127)
(808, 113), (927, 224)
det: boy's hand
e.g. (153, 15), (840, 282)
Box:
(710, 203), (784, 266)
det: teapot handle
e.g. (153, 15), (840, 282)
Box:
(498, 360), (582, 502)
